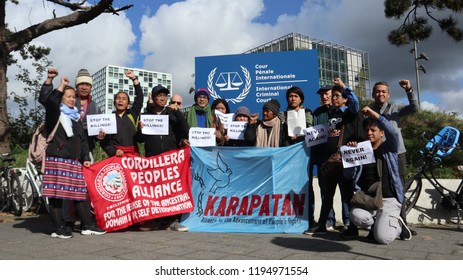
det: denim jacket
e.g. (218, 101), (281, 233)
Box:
(344, 116), (404, 203)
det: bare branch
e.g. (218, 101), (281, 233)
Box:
(5, 0), (133, 52)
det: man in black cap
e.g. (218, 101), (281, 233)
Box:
(136, 84), (190, 231)
(304, 85), (337, 233)
(244, 99), (288, 147)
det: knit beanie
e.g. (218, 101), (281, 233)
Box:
(286, 86), (304, 103)
(151, 84), (170, 98)
(194, 88), (210, 101)
(75, 69), (93, 87)
(234, 106), (251, 120)
(263, 99), (280, 115)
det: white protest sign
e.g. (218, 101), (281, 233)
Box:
(287, 109), (307, 136)
(227, 121), (247, 140)
(189, 127), (216, 147)
(214, 110), (234, 129)
(303, 124), (328, 147)
(340, 140), (376, 168)
(140, 115), (169, 135)
(87, 114), (117, 136)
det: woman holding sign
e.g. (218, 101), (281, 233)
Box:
(99, 70), (143, 157)
(284, 86), (313, 145)
(187, 88), (225, 146)
(39, 69), (105, 238)
(308, 78), (362, 237)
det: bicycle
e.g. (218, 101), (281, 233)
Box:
(403, 126), (463, 228)
(21, 158), (49, 213)
(0, 153), (24, 216)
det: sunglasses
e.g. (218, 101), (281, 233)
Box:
(170, 101), (182, 105)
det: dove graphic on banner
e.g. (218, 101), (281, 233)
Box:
(207, 152), (233, 194)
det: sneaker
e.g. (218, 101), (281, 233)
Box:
(326, 225), (336, 232)
(398, 217), (412, 241)
(340, 225), (359, 239)
(81, 225), (106, 236)
(167, 221), (189, 232)
(312, 226), (328, 235)
(304, 225), (319, 235)
(51, 227), (73, 239)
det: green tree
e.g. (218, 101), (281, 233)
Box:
(0, 0), (133, 153)
(8, 53), (52, 149)
(385, 0), (463, 46)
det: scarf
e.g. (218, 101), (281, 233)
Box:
(187, 104), (213, 128)
(256, 117), (281, 147)
(60, 103), (80, 137)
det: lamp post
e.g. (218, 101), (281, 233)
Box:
(411, 40), (429, 109)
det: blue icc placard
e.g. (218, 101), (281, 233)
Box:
(195, 50), (319, 114)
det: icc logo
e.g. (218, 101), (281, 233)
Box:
(207, 65), (251, 104)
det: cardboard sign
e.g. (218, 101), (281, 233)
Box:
(189, 127), (216, 147)
(340, 140), (376, 168)
(287, 109), (307, 137)
(140, 115), (169, 135)
(227, 121), (247, 140)
(87, 114), (117, 136)
(303, 124), (328, 147)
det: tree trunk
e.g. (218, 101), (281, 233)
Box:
(0, 0), (132, 154)
(0, 0), (10, 153)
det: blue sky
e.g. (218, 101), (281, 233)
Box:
(6, 0), (463, 115)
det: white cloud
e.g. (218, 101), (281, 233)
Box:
(138, 0), (463, 109)
(139, 0), (272, 106)
(6, 0), (463, 114)
(6, 0), (136, 115)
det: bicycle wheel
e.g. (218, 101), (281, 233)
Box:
(403, 177), (422, 215)
(10, 174), (23, 216)
(21, 177), (34, 212)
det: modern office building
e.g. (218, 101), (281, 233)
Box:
(245, 32), (371, 99)
(91, 65), (173, 114)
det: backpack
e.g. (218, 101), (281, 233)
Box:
(28, 121), (60, 165)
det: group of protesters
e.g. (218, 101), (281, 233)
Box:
(39, 67), (419, 245)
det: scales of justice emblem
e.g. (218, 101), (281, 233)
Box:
(207, 66), (251, 104)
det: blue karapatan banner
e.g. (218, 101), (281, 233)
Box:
(195, 50), (319, 114)
(181, 142), (310, 233)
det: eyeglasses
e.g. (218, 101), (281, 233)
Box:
(170, 101), (182, 105)
(332, 94), (343, 99)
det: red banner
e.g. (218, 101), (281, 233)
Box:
(83, 147), (193, 232)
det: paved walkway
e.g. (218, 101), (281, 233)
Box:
(0, 211), (462, 260)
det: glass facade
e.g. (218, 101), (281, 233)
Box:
(92, 65), (173, 114)
(245, 33), (370, 99)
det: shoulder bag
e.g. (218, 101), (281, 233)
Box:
(320, 125), (344, 175)
(350, 157), (384, 210)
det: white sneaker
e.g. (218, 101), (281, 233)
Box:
(167, 221), (189, 232)
(81, 225), (106, 236)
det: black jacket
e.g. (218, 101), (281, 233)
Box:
(39, 84), (90, 162)
(137, 107), (189, 157)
